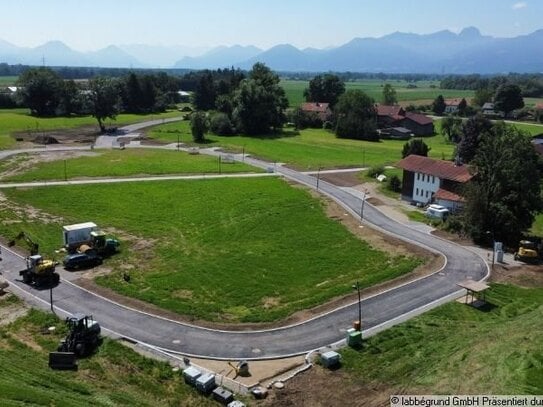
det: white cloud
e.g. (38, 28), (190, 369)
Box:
(512, 2), (527, 9)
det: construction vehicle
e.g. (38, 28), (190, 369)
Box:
(514, 240), (541, 264)
(63, 223), (119, 256)
(49, 314), (101, 370)
(8, 232), (60, 287)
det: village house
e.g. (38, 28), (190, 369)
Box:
(300, 102), (332, 122)
(397, 154), (472, 212)
(444, 98), (463, 114)
(376, 105), (434, 136)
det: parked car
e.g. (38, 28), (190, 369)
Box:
(63, 252), (102, 270)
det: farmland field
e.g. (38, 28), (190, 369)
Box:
(148, 120), (456, 170)
(281, 79), (475, 107)
(0, 149), (260, 182)
(0, 75), (17, 86)
(0, 295), (214, 406)
(1, 177), (420, 323)
(0, 108), (182, 149)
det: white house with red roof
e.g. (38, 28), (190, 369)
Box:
(396, 155), (472, 212)
(300, 102), (332, 122)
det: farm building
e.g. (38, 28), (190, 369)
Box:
(376, 105), (434, 136)
(397, 155), (472, 212)
(400, 112), (434, 136)
(444, 99), (463, 114)
(301, 102), (332, 122)
(376, 105), (405, 127)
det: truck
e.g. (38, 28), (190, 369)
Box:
(62, 223), (119, 256)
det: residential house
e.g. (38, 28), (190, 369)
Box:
(397, 154), (472, 212)
(482, 102), (497, 116)
(401, 112), (434, 136)
(300, 102), (332, 122)
(386, 127), (413, 140)
(376, 105), (405, 127)
(444, 99), (463, 114)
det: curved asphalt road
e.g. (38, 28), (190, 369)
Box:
(0, 119), (488, 360)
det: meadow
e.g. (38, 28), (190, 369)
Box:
(0, 148), (260, 182)
(0, 295), (215, 406)
(0, 108), (182, 149)
(341, 283), (543, 394)
(2, 177), (420, 323)
(280, 79), (475, 107)
(0, 76), (17, 86)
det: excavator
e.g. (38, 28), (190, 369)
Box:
(514, 240), (541, 264)
(8, 232), (60, 287)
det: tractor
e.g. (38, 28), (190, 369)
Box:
(514, 240), (541, 264)
(8, 232), (60, 287)
(57, 314), (102, 357)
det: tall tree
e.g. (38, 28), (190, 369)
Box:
(464, 124), (542, 245)
(59, 79), (82, 116)
(17, 67), (63, 116)
(472, 87), (493, 107)
(382, 83), (398, 106)
(89, 77), (121, 133)
(190, 111), (208, 143)
(432, 95), (446, 115)
(123, 72), (142, 113)
(440, 115), (463, 142)
(494, 84), (524, 117)
(303, 74), (345, 107)
(457, 98), (467, 116)
(193, 72), (216, 111)
(334, 90), (377, 141)
(232, 63), (288, 135)
(402, 139), (430, 158)
(457, 114), (493, 163)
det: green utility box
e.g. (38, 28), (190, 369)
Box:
(347, 330), (362, 347)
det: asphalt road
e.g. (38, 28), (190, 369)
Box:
(0, 120), (489, 360)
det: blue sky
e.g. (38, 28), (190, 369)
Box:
(1, 0), (541, 50)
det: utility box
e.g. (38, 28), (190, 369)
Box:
(63, 222), (98, 249)
(195, 373), (216, 394)
(213, 387), (234, 404)
(320, 351), (341, 369)
(182, 366), (202, 385)
(347, 330), (363, 347)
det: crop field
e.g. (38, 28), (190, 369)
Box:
(0, 295), (214, 406)
(149, 121), (456, 170)
(0, 149), (260, 182)
(281, 79), (475, 107)
(0, 76), (18, 86)
(341, 284), (543, 394)
(1, 178), (420, 323)
(0, 108), (182, 149)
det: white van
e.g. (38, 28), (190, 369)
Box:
(425, 204), (449, 220)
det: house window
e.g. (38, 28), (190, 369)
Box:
(417, 173), (420, 180)
(416, 188), (419, 196)
(432, 176), (435, 183)
(426, 191), (429, 198)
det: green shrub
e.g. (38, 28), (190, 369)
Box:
(367, 165), (385, 178)
(210, 112), (234, 135)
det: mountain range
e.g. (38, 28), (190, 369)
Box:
(1, 27), (542, 73)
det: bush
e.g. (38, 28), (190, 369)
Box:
(367, 165), (385, 178)
(388, 175), (402, 192)
(210, 112), (234, 135)
(322, 121), (334, 130)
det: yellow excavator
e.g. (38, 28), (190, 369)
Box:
(8, 232), (59, 287)
(514, 240), (541, 264)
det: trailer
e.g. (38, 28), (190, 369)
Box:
(63, 222), (98, 250)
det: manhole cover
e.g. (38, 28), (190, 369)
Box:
(252, 348), (262, 354)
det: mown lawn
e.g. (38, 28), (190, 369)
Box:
(0, 148), (260, 182)
(0, 76), (18, 86)
(0, 295), (214, 406)
(0, 108), (182, 149)
(149, 121), (456, 170)
(281, 79), (474, 107)
(341, 284), (543, 394)
(2, 178), (420, 323)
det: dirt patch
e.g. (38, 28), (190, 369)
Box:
(173, 289), (193, 299)
(0, 192), (66, 225)
(13, 125), (100, 146)
(319, 171), (361, 187)
(431, 229), (473, 246)
(260, 366), (395, 407)
(262, 296), (281, 309)
(488, 263), (543, 288)
(0, 295), (29, 327)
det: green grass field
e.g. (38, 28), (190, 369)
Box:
(341, 284), (543, 394)
(0, 149), (260, 182)
(0, 295), (214, 406)
(0, 76), (17, 86)
(2, 178), (420, 323)
(281, 79), (475, 107)
(149, 121), (456, 170)
(0, 108), (182, 149)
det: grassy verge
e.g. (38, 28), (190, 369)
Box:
(0, 108), (182, 150)
(0, 149), (260, 182)
(148, 121), (456, 171)
(1, 178), (420, 323)
(0, 295), (214, 406)
(341, 284), (543, 394)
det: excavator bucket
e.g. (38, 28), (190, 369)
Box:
(49, 352), (77, 370)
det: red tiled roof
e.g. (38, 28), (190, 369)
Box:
(397, 155), (472, 183)
(404, 112), (433, 126)
(301, 102), (330, 113)
(445, 98), (463, 106)
(535, 103), (543, 110)
(376, 104), (404, 117)
(434, 188), (465, 202)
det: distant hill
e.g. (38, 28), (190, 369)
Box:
(1, 27), (543, 73)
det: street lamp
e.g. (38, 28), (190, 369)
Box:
(352, 281), (362, 331)
(485, 230), (495, 270)
(360, 190), (368, 221)
(316, 166), (322, 190)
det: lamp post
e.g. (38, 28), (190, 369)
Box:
(485, 230), (495, 270)
(360, 190), (368, 221)
(316, 166), (321, 191)
(352, 281), (362, 331)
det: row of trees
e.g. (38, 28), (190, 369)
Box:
(440, 73), (543, 98)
